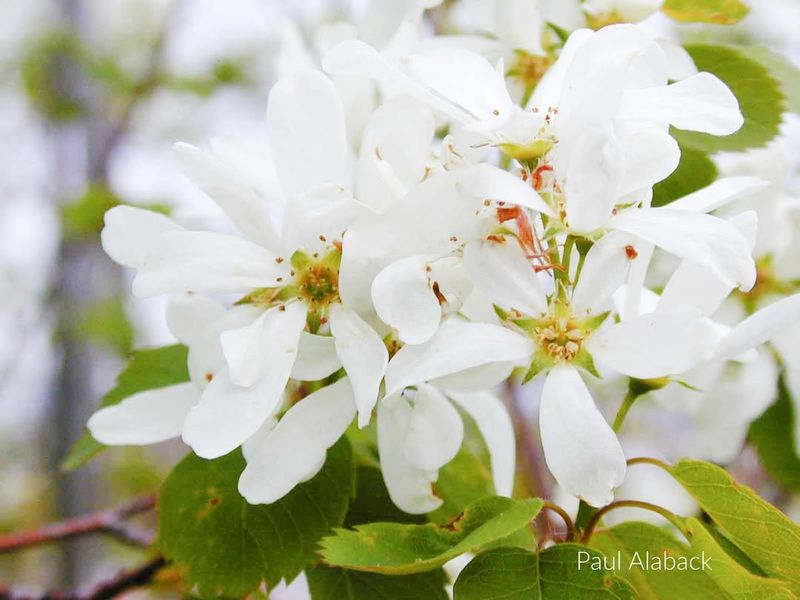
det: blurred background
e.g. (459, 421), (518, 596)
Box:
(0, 0), (798, 596)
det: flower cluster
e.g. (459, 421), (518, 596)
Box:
(87, 8), (800, 512)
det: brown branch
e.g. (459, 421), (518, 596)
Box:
(0, 556), (167, 600)
(0, 495), (156, 553)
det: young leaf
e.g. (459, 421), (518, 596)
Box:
(306, 564), (449, 600)
(669, 459), (800, 591)
(159, 438), (354, 598)
(61, 344), (189, 471)
(661, 0), (748, 24)
(652, 147), (718, 207)
(591, 520), (794, 599)
(675, 45), (786, 153)
(750, 377), (800, 490)
(320, 496), (542, 575)
(452, 546), (636, 600)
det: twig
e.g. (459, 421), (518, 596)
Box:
(581, 500), (682, 542)
(541, 501), (576, 541)
(0, 556), (167, 600)
(0, 495), (156, 553)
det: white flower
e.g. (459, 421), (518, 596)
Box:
(378, 317), (531, 512)
(101, 70), (388, 473)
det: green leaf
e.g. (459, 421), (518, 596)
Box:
(669, 459), (800, 591)
(750, 376), (800, 490)
(591, 520), (794, 599)
(306, 564), (449, 600)
(61, 344), (189, 471)
(159, 438), (354, 598)
(428, 443), (495, 524)
(674, 45), (786, 153)
(453, 546), (636, 600)
(661, 0), (748, 24)
(320, 496), (542, 575)
(652, 147), (718, 207)
(344, 466), (425, 528)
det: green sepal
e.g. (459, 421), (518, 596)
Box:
(572, 349), (601, 379)
(291, 249), (312, 270)
(523, 351), (555, 384)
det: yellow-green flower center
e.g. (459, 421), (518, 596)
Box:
(297, 263), (339, 306)
(291, 247), (342, 309)
(534, 316), (586, 362)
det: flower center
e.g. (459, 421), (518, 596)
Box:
(508, 51), (552, 91)
(292, 249), (341, 308)
(534, 316), (585, 362)
(298, 264), (338, 305)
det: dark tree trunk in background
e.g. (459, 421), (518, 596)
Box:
(47, 0), (124, 587)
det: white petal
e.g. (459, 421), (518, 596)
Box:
(241, 418), (277, 463)
(404, 47), (514, 131)
(185, 305), (262, 389)
(564, 126), (624, 233)
(323, 40), (475, 125)
(291, 332), (342, 381)
(619, 72), (743, 135)
(431, 361), (516, 393)
(132, 231), (288, 297)
(654, 209), (757, 317)
(88, 383), (198, 445)
(238, 378), (356, 503)
(372, 255), (442, 344)
(539, 366), (626, 507)
(281, 184), (361, 253)
(182, 367), (289, 459)
(404, 384), (463, 471)
(267, 70), (349, 197)
(330, 304), (388, 428)
(529, 28), (593, 110)
(385, 319), (533, 397)
(618, 128), (680, 197)
(457, 164), (554, 216)
(101, 206), (182, 268)
(463, 240), (547, 316)
(610, 208), (756, 290)
(668, 176), (770, 213)
(173, 143), (280, 250)
(657, 38), (698, 81)
(494, 0), (545, 54)
(357, 96), (435, 212)
(657, 260), (733, 317)
(220, 302), (307, 387)
(378, 396), (443, 514)
(339, 173), (481, 314)
(557, 25), (665, 139)
(586, 308), (718, 379)
(621, 243), (655, 320)
(571, 231), (639, 315)
(448, 390), (515, 497)
(716, 294), (800, 360)
(166, 294), (226, 346)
